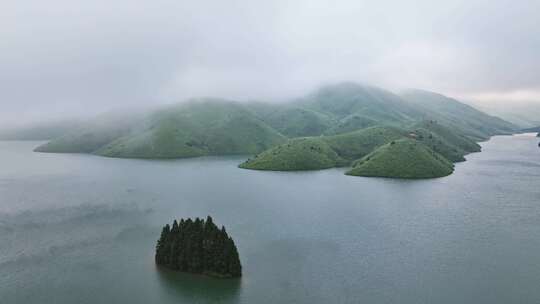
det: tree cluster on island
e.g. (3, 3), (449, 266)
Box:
(155, 216), (242, 278)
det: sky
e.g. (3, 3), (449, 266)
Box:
(1, 0), (539, 126)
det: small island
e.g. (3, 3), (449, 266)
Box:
(155, 216), (242, 278)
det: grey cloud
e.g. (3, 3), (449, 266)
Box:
(1, 0), (539, 126)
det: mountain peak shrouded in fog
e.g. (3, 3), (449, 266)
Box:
(1, 0), (539, 126)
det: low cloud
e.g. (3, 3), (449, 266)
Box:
(1, 0), (539, 126)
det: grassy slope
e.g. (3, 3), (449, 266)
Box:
(246, 83), (514, 144)
(247, 83), (427, 138)
(412, 120), (481, 152)
(408, 120), (481, 162)
(248, 103), (335, 137)
(97, 100), (286, 158)
(299, 82), (423, 128)
(323, 114), (378, 135)
(400, 89), (516, 140)
(346, 138), (454, 178)
(322, 126), (404, 160)
(239, 126), (404, 170)
(238, 137), (343, 171)
(412, 129), (467, 162)
(239, 120), (479, 171)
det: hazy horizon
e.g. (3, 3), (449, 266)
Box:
(2, 0), (539, 126)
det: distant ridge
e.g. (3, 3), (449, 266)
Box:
(521, 126), (540, 133)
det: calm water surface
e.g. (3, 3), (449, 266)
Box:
(1, 134), (540, 303)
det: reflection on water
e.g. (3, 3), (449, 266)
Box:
(156, 266), (241, 303)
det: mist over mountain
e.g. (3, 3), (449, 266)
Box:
(1, 0), (539, 126)
(3, 2), (540, 302)
(469, 101), (540, 128)
(0, 120), (82, 141)
(29, 82), (516, 178)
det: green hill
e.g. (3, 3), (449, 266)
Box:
(247, 83), (515, 141)
(245, 83), (429, 138)
(97, 100), (286, 158)
(247, 83), (421, 137)
(400, 89), (516, 140)
(239, 126), (404, 171)
(239, 137), (344, 171)
(346, 138), (454, 178)
(322, 126), (404, 160)
(411, 120), (480, 153)
(406, 120), (481, 162)
(323, 114), (378, 135)
(37, 99), (286, 158)
(411, 128), (466, 162)
(299, 82), (423, 127)
(248, 103), (335, 137)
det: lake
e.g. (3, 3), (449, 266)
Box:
(1, 134), (540, 303)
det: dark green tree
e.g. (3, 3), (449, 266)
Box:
(155, 216), (242, 278)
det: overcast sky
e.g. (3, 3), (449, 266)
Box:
(1, 0), (539, 126)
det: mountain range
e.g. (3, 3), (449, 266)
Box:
(26, 82), (517, 178)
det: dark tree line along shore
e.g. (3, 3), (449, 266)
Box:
(155, 216), (242, 278)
